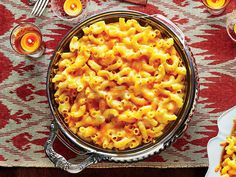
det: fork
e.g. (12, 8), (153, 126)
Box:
(31, 0), (49, 17)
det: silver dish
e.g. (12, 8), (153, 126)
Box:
(45, 10), (199, 173)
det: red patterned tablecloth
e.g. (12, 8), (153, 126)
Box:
(0, 0), (236, 168)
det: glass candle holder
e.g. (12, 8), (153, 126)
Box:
(51, 0), (88, 23)
(10, 23), (45, 58)
(226, 10), (236, 42)
(201, 0), (231, 15)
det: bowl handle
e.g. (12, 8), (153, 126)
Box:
(45, 120), (104, 173)
(153, 14), (185, 45)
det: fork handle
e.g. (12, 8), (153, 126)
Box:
(28, 0), (37, 6)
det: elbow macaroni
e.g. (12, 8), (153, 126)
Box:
(215, 119), (236, 177)
(52, 18), (186, 150)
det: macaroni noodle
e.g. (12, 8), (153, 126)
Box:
(52, 18), (186, 150)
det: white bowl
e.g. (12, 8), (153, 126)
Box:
(205, 105), (236, 177)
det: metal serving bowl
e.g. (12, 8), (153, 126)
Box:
(45, 10), (199, 173)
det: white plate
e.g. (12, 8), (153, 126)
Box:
(205, 106), (236, 177)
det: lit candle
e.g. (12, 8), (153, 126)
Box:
(70, 3), (77, 10)
(63, 0), (82, 17)
(20, 32), (41, 53)
(206, 0), (225, 9)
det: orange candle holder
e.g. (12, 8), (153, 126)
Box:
(10, 23), (45, 58)
(202, 0), (231, 15)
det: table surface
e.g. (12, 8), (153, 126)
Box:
(0, 0), (236, 171)
(1, 167), (207, 177)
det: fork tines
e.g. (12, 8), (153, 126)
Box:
(31, 0), (49, 17)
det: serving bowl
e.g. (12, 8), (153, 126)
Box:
(205, 106), (236, 177)
(45, 10), (199, 173)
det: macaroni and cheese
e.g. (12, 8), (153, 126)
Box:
(216, 119), (236, 177)
(52, 18), (187, 150)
